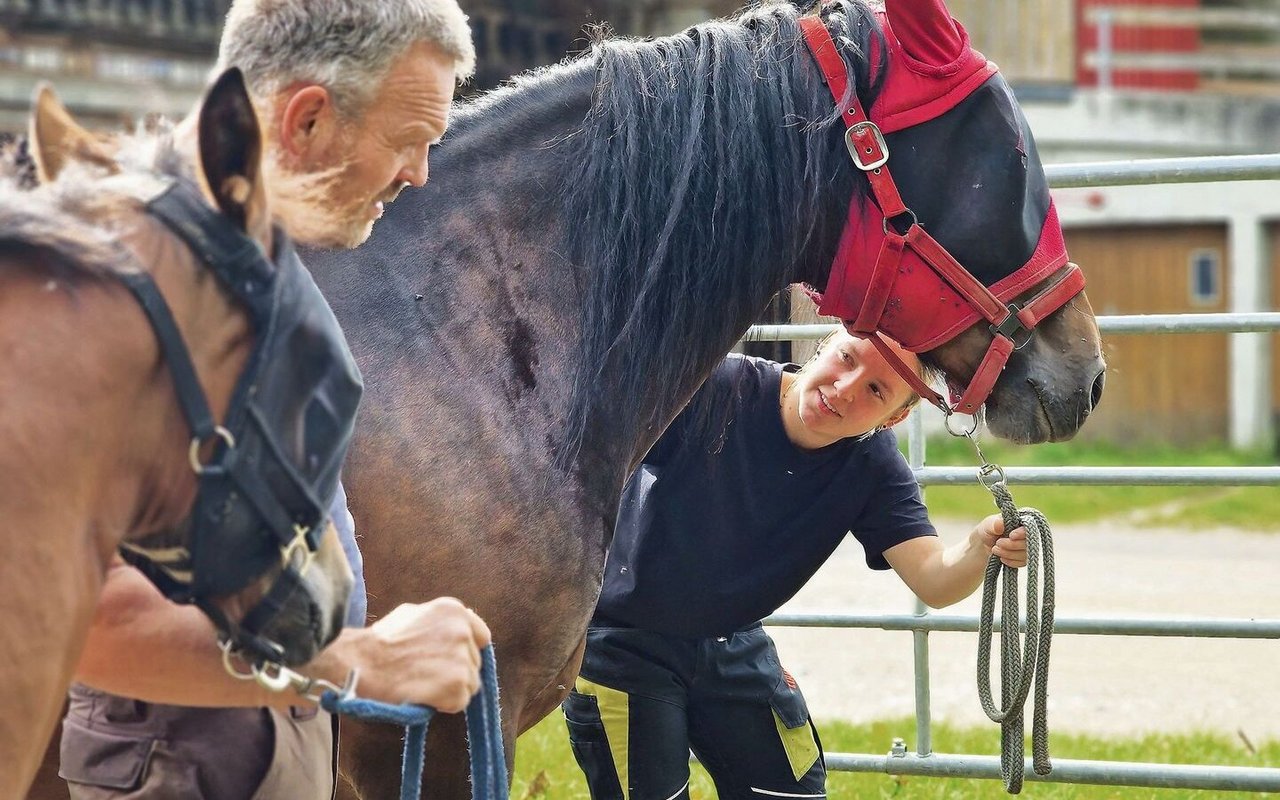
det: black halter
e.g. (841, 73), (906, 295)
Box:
(118, 179), (363, 664)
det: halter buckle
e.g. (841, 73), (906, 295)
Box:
(281, 523), (317, 572)
(845, 121), (889, 171)
(990, 303), (1033, 349)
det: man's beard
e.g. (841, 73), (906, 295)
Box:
(263, 152), (402, 250)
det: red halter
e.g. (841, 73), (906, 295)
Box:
(798, 15), (1085, 416)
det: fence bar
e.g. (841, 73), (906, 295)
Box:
(826, 752), (1280, 791)
(766, 612), (1280, 639)
(1098, 312), (1280, 334)
(1044, 154), (1280, 188)
(743, 312), (1280, 342)
(916, 465), (1280, 486)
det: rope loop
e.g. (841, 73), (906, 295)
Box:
(976, 481), (1055, 794)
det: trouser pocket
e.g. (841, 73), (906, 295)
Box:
(59, 717), (157, 792)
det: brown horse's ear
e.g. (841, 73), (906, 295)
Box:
(197, 68), (270, 244)
(28, 83), (121, 183)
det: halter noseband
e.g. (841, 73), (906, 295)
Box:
(798, 15), (1085, 416)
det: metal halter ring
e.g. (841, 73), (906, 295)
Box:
(881, 208), (918, 237)
(944, 410), (979, 437)
(189, 425), (236, 475)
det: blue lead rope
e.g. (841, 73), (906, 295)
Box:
(320, 644), (509, 800)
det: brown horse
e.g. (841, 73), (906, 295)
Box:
(303, 1), (1105, 796)
(2, 73), (354, 797)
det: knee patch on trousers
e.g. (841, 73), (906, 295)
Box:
(565, 678), (632, 799)
(770, 682), (820, 781)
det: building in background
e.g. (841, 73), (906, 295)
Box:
(0, 0), (740, 131)
(958, 0), (1279, 449)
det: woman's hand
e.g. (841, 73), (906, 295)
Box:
(970, 514), (1028, 569)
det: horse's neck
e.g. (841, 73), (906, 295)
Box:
(432, 64), (837, 487)
(123, 244), (253, 540)
(2, 243), (248, 552)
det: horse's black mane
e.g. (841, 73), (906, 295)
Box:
(551, 0), (885, 463)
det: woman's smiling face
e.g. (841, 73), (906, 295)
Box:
(786, 332), (920, 449)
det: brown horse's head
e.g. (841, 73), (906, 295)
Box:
(25, 71), (355, 666)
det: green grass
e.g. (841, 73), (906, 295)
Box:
(514, 713), (1280, 799)
(903, 437), (1280, 531)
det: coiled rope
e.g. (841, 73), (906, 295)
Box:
(974, 461), (1055, 794)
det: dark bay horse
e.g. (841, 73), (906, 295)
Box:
(3, 74), (354, 796)
(303, 1), (1104, 795)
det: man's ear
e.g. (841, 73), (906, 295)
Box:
(28, 83), (120, 183)
(278, 85), (337, 158)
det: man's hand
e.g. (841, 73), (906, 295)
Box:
(313, 597), (492, 713)
(970, 514), (1028, 569)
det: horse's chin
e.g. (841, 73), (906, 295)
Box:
(984, 386), (1058, 445)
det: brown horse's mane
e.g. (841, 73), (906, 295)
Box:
(0, 129), (186, 282)
(0, 186), (127, 281)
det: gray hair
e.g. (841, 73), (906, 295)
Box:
(216, 0), (475, 114)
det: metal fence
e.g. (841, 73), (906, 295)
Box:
(748, 152), (1280, 793)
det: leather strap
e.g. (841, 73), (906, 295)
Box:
(850, 233), (906, 333)
(117, 270), (218, 443)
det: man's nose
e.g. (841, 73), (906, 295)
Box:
(398, 153), (429, 187)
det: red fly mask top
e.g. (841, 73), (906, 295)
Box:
(801, 0), (1084, 417)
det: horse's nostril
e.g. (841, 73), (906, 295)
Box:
(1089, 369), (1106, 410)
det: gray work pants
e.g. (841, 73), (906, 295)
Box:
(59, 684), (334, 800)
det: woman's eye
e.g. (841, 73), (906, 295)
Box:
(870, 384), (884, 401)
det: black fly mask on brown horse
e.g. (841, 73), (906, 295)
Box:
(300, 1), (1105, 796)
(2, 70), (360, 798)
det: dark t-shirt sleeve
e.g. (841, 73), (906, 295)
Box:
(850, 435), (937, 570)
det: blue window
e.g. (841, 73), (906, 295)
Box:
(1189, 249), (1220, 306)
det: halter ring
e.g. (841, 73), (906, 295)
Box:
(944, 410), (979, 437)
(189, 426), (236, 475)
(882, 208), (918, 237)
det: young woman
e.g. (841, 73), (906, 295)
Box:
(564, 330), (1026, 800)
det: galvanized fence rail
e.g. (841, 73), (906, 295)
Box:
(746, 152), (1280, 792)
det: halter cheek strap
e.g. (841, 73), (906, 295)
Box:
(798, 14), (1085, 416)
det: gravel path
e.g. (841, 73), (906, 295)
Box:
(769, 521), (1280, 741)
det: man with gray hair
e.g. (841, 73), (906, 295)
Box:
(51, 2), (481, 798)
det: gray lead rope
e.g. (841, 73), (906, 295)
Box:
(969, 444), (1055, 793)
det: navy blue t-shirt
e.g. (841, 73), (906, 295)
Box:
(595, 354), (936, 637)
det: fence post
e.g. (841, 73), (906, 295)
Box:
(1228, 213), (1273, 449)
